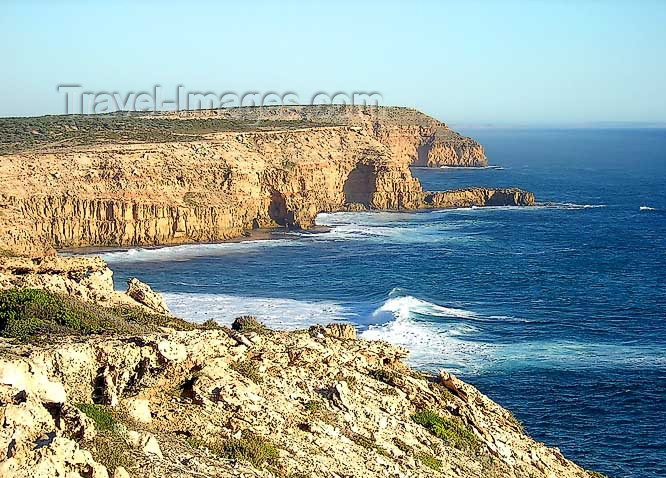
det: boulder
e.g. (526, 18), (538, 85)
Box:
(126, 278), (170, 315)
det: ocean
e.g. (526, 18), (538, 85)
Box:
(98, 128), (666, 478)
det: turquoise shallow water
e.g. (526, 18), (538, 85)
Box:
(101, 128), (666, 478)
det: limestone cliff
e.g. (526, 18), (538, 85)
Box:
(424, 188), (536, 208)
(0, 108), (516, 256)
(0, 258), (597, 478)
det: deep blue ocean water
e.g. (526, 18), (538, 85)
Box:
(101, 128), (666, 478)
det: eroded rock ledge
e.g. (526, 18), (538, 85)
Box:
(0, 107), (530, 256)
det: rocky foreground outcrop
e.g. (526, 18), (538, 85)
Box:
(0, 107), (529, 256)
(0, 319), (593, 478)
(0, 256), (168, 314)
(0, 257), (597, 478)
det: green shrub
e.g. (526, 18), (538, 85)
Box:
(75, 403), (134, 470)
(110, 304), (197, 331)
(369, 368), (397, 385)
(0, 289), (102, 339)
(201, 318), (220, 329)
(305, 400), (323, 413)
(75, 403), (117, 432)
(221, 431), (279, 467)
(417, 452), (442, 471)
(230, 359), (263, 384)
(232, 316), (269, 335)
(0, 288), (199, 341)
(411, 409), (479, 451)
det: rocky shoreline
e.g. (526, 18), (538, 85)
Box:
(0, 256), (597, 478)
(0, 107), (533, 256)
(0, 107), (581, 478)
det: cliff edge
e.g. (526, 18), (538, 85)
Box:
(0, 257), (597, 478)
(0, 107), (530, 256)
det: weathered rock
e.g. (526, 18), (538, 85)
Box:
(111, 467), (130, 478)
(58, 404), (97, 442)
(0, 318), (591, 478)
(126, 431), (162, 458)
(309, 323), (357, 340)
(424, 188), (536, 208)
(0, 257), (162, 312)
(124, 399), (152, 424)
(0, 436), (109, 478)
(0, 107), (531, 256)
(126, 278), (170, 315)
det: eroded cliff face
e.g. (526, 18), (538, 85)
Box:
(0, 109), (510, 256)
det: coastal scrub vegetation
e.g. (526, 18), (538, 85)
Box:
(75, 403), (135, 470)
(222, 431), (280, 467)
(230, 359), (264, 384)
(0, 114), (335, 155)
(411, 409), (479, 452)
(369, 367), (398, 385)
(190, 431), (280, 469)
(417, 452), (443, 471)
(231, 315), (270, 335)
(76, 403), (118, 432)
(0, 288), (198, 341)
(343, 429), (390, 457)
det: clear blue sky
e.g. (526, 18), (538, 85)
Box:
(2, 0), (665, 124)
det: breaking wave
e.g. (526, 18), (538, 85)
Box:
(360, 291), (666, 373)
(96, 239), (297, 263)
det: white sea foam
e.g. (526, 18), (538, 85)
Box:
(97, 239), (296, 263)
(162, 292), (355, 329)
(541, 202), (607, 209)
(358, 292), (666, 373)
(375, 295), (479, 319)
(429, 202), (607, 214)
(435, 165), (504, 170)
(314, 212), (463, 243)
(360, 295), (489, 371)
(157, 289), (666, 373)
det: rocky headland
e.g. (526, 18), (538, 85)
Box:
(0, 107), (582, 478)
(0, 107), (532, 256)
(0, 256), (598, 478)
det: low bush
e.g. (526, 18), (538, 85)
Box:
(230, 359), (263, 384)
(411, 409), (479, 451)
(0, 288), (198, 341)
(75, 403), (117, 432)
(231, 315), (269, 335)
(417, 452), (442, 471)
(369, 368), (397, 385)
(219, 431), (279, 468)
(75, 403), (135, 470)
(0, 289), (102, 339)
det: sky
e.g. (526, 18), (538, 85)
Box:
(2, 0), (666, 125)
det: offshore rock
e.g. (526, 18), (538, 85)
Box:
(423, 188), (536, 208)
